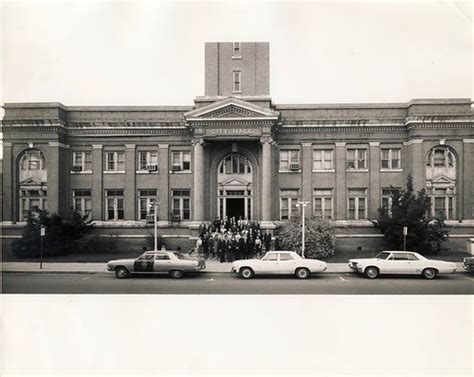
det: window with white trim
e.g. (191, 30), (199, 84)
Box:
(233, 71), (241, 92)
(280, 189), (299, 220)
(347, 188), (367, 220)
(313, 149), (334, 170)
(381, 187), (400, 214)
(138, 189), (157, 220)
(429, 187), (455, 220)
(171, 151), (191, 171)
(105, 189), (124, 220)
(172, 190), (191, 221)
(105, 152), (125, 171)
(279, 150), (300, 171)
(232, 42), (241, 58)
(20, 189), (47, 221)
(138, 151), (158, 171)
(313, 189), (333, 219)
(381, 148), (401, 170)
(73, 189), (92, 219)
(72, 152), (92, 171)
(347, 149), (367, 170)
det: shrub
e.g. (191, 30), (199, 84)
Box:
(11, 208), (93, 258)
(377, 174), (449, 255)
(276, 217), (336, 259)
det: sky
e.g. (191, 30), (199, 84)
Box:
(1, 0), (472, 108)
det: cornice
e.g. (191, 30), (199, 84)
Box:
(66, 128), (190, 137)
(279, 125), (407, 133)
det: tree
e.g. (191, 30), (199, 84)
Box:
(11, 208), (93, 258)
(276, 217), (336, 259)
(377, 175), (449, 254)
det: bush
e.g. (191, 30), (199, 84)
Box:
(276, 217), (336, 259)
(11, 208), (93, 258)
(377, 175), (449, 255)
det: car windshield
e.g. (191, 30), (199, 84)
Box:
(375, 252), (391, 260)
(173, 252), (189, 260)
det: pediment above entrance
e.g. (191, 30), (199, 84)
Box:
(219, 177), (251, 187)
(184, 97), (279, 121)
(429, 175), (456, 185)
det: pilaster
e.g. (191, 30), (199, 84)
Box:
(260, 136), (273, 221)
(2, 143), (13, 221)
(192, 138), (205, 221)
(463, 139), (474, 219)
(124, 144), (136, 220)
(158, 144), (169, 223)
(91, 145), (103, 220)
(301, 142), (313, 218)
(335, 142), (346, 220)
(369, 142), (380, 219)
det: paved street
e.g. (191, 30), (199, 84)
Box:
(2, 271), (473, 294)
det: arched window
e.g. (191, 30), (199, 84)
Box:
(218, 154), (252, 175)
(426, 147), (456, 168)
(20, 149), (46, 171)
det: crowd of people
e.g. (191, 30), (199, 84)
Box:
(194, 217), (272, 263)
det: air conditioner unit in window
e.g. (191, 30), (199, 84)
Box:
(290, 163), (300, 171)
(146, 165), (158, 172)
(146, 214), (155, 223)
(72, 165), (83, 172)
(172, 165), (181, 171)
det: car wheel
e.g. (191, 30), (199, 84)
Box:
(295, 268), (310, 279)
(115, 266), (130, 279)
(364, 266), (379, 279)
(240, 267), (254, 279)
(422, 268), (437, 280)
(169, 270), (184, 279)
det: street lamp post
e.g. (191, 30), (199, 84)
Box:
(149, 201), (159, 251)
(296, 201), (310, 258)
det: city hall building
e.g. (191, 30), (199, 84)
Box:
(2, 42), (473, 252)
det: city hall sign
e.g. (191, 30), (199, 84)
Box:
(184, 97), (280, 139)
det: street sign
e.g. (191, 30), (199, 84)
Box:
(403, 226), (408, 236)
(40, 226), (46, 237)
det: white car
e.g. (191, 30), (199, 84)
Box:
(348, 251), (457, 279)
(231, 251), (327, 279)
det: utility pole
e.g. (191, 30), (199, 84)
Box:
(296, 201), (310, 258)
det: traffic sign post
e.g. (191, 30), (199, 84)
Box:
(40, 226), (46, 269)
(403, 226), (408, 251)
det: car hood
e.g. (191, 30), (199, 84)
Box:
(233, 259), (260, 267)
(349, 258), (378, 264)
(107, 258), (134, 265)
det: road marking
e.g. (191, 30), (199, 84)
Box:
(206, 278), (215, 282)
(339, 276), (347, 282)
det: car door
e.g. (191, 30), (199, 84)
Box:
(278, 252), (297, 274)
(133, 253), (155, 272)
(153, 253), (172, 273)
(406, 253), (422, 274)
(385, 253), (411, 274)
(259, 252), (279, 274)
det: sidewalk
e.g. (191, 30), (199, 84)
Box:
(1, 261), (466, 274)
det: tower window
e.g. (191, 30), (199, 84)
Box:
(232, 42), (241, 58)
(233, 71), (241, 93)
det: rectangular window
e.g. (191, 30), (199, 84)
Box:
(347, 188), (367, 220)
(138, 189), (158, 220)
(381, 148), (401, 170)
(72, 152), (92, 171)
(137, 151), (158, 171)
(172, 190), (191, 221)
(313, 149), (334, 171)
(433, 150), (446, 166)
(381, 187), (400, 214)
(280, 189), (299, 220)
(279, 150), (300, 171)
(171, 151), (191, 171)
(72, 189), (92, 220)
(105, 189), (124, 220)
(347, 149), (367, 170)
(233, 71), (241, 92)
(313, 189), (333, 219)
(106, 152), (125, 171)
(430, 188), (455, 220)
(232, 42), (241, 58)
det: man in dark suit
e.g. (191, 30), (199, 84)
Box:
(263, 230), (272, 253)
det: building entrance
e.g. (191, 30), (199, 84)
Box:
(226, 198), (245, 219)
(217, 153), (254, 220)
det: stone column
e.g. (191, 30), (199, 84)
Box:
(301, 142), (313, 218)
(48, 142), (69, 216)
(405, 139), (424, 191)
(91, 145), (103, 221)
(369, 142), (381, 219)
(2, 143), (13, 222)
(158, 144), (169, 224)
(192, 138), (205, 222)
(124, 144), (136, 220)
(260, 137), (272, 222)
(335, 142), (346, 220)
